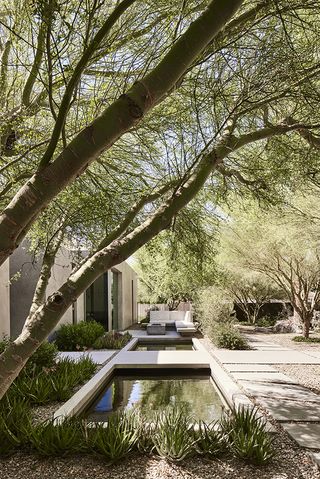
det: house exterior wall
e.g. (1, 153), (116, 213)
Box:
(113, 261), (137, 330)
(5, 241), (137, 338)
(0, 261), (10, 338)
(9, 243), (42, 339)
(46, 246), (73, 328)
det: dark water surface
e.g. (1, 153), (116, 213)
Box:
(85, 370), (224, 422)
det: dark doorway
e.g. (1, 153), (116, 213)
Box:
(85, 273), (108, 330)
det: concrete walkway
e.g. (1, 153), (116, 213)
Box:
(210, 334), (320, 465)
(58, 350), (117, 364)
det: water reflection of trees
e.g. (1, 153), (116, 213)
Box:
(136, 378), (223, 421)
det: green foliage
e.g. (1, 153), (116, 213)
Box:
(0, 339), (58, 375)
(137, 217), (217, 307)
(55, 321), (105, 351)
(152, 407), (196, 461)
(0, 336), (10, 354)
(4, 356), (96, 405)
(29, 418), (87, 456)
(256, 316), (277, 328)
(90, 412), (138, 463)
(93, 331), (132, 350)
(134, 413), (155, 454)
(0, 416), (21, 456)
(194, 420), (227, 458)
(213, 325), (250, 350)
(292, 336), (320, 343)
(221, 407), (275, 465)
(24, 342), (58, 374)
(0, 397), (32, 455)
(195, 286), (234, 335)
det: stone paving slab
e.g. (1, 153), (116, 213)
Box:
(252, 347), (292, 351)
(214, 350), (320, 364)
(304, 350), (320, 359)
(225, 364), (277, 372)
(57, 351), (116, 364)
(241, 381), (320, 402)
(282, 423), (320, 449)
(233, 372), (297, 383)
(256, 397), (320, 422)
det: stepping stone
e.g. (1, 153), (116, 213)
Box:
(214, 350), (320, 364)
(282, 423), (320, 449)
(257, 398), (320, 422)
(225, 364), (276, 372)
(304, 351), (320, 359)
(241, 382), (320, 402)
(233, 372), (296, 383)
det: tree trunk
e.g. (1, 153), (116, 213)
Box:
(302, 312), (312, 339)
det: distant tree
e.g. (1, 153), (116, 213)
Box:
(221, 200), (320, 337)
(137, 205), (217, 309)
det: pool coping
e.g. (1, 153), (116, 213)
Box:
(53, 337), (253, 423)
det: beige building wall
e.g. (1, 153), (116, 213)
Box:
(46, 246), (74, 329)
(113, 262), (137, 330)
(5, 241), (137, 337)
(0, 261), (10, 338)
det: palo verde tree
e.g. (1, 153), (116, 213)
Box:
(137, 201), (217, 309)
(1, 0), (320, 397)
(220, 199), (320, 337)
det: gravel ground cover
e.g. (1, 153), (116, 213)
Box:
(261, 333), (320, 352)
(1, 431), (319, 479)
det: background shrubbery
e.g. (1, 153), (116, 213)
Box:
(54, 321), (105, 351)
(213, 324), (250, 350)
(93, 331), (131, 349)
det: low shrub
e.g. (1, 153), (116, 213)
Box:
(292, 336), (320, 343)
(29, 418), (87, 456)
(153, 407), (196, 461)
(0, 340), (58, 374)
(90, 412), (138, 463)
(221, 406), (275, 465)
(25, 342), (58, 374)
(55, 321), (105, 351)
(93, 331), (132, 349)
(256, 316), (277, 328)
(214, 325), (250, 350)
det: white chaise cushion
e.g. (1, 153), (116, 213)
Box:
(175, 321), (195, 329)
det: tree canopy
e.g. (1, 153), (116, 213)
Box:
(1, 0), (320, 397)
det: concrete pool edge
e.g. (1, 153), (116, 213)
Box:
(53, 337), (253, 423)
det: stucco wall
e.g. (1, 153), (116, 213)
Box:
(0, 260), (10, 338)
(9, 243), (42, 338)
(46, 246), (73, 328)
(113, 262), (137, 330)
(8, 242), (137, 337)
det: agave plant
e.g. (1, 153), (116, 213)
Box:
(28, 418), (87, 456)
(152, 407), (197, 461)
(90, 411), (138, 463)
(194, 420), (228, 458)
(222, 406), (275, 464)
